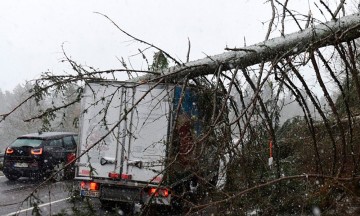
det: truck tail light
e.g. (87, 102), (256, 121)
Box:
(6, 147), (14, 154)
(80, 181), (99, 191)
(90, 182), (99, 190)
(31, 148), (43, 155)
(148, 187), (169, 197)
(80, 181), (86, 189)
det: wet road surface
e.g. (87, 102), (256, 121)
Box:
(0, 172), (76, 215)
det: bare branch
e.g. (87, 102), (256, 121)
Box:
(94, 12), (181, 66)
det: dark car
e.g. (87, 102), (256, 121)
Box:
(3, 132), (78, 181)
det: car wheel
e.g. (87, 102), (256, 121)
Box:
(52, 162), (65, 182)
(4, 172), (21, 181)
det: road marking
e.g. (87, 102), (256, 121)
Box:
(5, 197), (71, 216)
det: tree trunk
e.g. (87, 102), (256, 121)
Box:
(131, 13), (360, 82)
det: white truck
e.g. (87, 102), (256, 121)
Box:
(75, 81), (228, 212)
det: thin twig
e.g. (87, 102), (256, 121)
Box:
(94, 12), (181, 66)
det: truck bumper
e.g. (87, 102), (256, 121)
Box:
(79, 179), (171, 205)
(100, 185), (142, 203)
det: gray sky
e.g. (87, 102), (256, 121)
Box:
(0, 0), (342, 92)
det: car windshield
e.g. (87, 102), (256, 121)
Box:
(10, 138), (43, 148)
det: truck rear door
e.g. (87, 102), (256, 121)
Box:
(124, 83), (170, 183)
(77, 82), (132, 179)
(77, 82), (169, 183)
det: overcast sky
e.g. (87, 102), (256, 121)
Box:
(0, 0), (349, 92)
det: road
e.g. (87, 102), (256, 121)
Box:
(0, 172), (121, 216)
(0, 172), (76, 215)
(0, 171), (209, 215)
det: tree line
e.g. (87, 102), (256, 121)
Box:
(0, 83), (79, 152)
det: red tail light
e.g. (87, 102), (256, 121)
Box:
(90, 182), (99, 190)
(31, 148), (43, 155)
(67, 153), (76, 163)
(150, 187), (157, 195)
(161, 189), (169, 197)
(6, 147), (14, 154)
(80, 181), (99, 191)
(148, 187), (169, 197)
(80, 181), (86, 189)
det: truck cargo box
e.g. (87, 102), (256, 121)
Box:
(75, 81), (229, 211)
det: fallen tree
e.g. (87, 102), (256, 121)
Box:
(131, 12), (360, 82)
(3, 3), (360, 215)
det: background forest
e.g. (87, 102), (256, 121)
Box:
(0, 84), (80, 152)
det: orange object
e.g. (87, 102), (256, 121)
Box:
(269, 140), (273, 158)
(149, 188), (157, 195)
(90, 182), (99, 190)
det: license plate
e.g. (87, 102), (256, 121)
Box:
(14, 163), (28, 168)
(81, 190), (100, 197)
